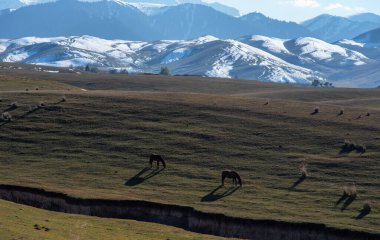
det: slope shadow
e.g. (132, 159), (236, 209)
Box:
(201, 185), (241, 202)
(125, 167), (164, 186)
(356, 207), (371, 220)
(289, 175), (306, 190)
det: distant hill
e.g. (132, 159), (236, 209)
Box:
(0, 0), (317, 40)
(0, 0), (158, 40)
(149, 4), (248, 40)
(354, 27), (380, 46)
(240, 12), (312, 39)
(349, 13), (380, 24)
(302, 14), (380, 42)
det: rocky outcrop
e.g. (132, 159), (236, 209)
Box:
(0, 184), (378, 240)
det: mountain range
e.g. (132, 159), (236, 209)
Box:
(0, 0), (380, 43)
(1, 0), (380, 87)
(2, 34), (379, 87)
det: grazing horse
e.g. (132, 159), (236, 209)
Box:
(149, 154), (166, 168)
(222, 170), (242, 186)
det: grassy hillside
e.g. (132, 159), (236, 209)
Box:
(0, 200), (225, 240)
(0, 87), (379, 234)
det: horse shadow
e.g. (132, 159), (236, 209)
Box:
(335, 192), (349, 208)
(125, 167), (164, 186)
(355, 207), (371, 220)
(289, 175), (306, 190)
(3, 105), (17, 112)
(341, 195), (357, 211)
(201, 185), (241, 202)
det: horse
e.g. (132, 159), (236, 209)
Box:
(222, 170), (242, 186)
(149, 154), (166, 168)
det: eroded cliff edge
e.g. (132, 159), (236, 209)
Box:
(0, 184), (378, 240)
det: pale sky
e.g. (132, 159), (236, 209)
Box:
(202, 0), (380, 22)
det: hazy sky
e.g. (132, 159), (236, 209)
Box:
(202, 0), (380, 22)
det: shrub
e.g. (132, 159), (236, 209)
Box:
(38, 102), (46, 108)
(1, 112), (12, 122)
(61, 96), (66, 102)
(28, 105), (38, 113)
(109, 69), (118, 74)
(342, 140), (366, 154)
(366, 112), (370, 117)
(338, 108), (344, 115)
(313, 107), (319, 114)
(160, 66), (170, 75)
(10, 102), (18, 108)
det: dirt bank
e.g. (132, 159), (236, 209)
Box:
(0, 184), (378, 240)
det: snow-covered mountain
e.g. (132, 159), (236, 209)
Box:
(0, 35), (324, 84)
(302, 14), (380, 42)
(240, 36), (368, 73)
(2, 35), (380, 87)
(335, 28), (380, 59)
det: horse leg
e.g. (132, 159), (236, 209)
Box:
(156, 160), (160, 169)
(161, 159), (166, 168)
(222, 175), (225, 186)
(149, 159), (153, 168)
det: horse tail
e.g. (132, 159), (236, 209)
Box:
(161, 157), (166, 168)
(236, 173), (242, 186)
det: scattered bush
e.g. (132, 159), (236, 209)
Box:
(1, 112), (12, 122)
(85, 65), (99, 73)
(28, 105), (38, 113)
(312, 107), (319, 114)
(366, 112), (370, 117)
(338, 108), (344, 116)
(61, 96), (66, 102)
(10, 102), (18, 108)
(160, 66), (170, 75)
(342, 140), (366, 154)
(38, 102), (46, 108)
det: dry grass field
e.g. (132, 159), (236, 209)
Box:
(0, 63), (379, 238)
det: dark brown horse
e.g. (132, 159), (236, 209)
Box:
(222, 170), (242, 186)
(149, 154), (166, 168)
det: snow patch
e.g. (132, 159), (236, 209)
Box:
(161, 48), (191, 64)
